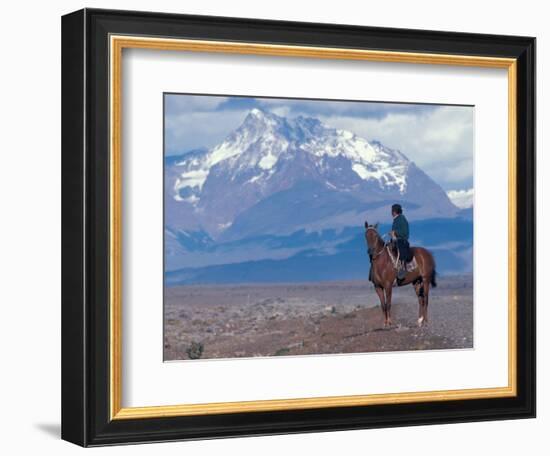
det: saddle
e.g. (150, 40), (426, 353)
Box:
(387, 242), (417, 273)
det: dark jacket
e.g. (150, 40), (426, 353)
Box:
(392, 214), (409, 240)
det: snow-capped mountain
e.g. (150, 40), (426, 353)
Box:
(165, 108), (457, 240)
(174, 108), (409, 202)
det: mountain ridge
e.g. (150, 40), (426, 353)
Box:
(165, 217), (473, 284)
(165, 108), (458, 241)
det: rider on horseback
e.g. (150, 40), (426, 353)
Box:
(391, 203), (410, 280)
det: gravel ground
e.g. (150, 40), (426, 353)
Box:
(164, 275), (473, 361)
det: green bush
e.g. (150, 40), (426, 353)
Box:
(186, 341), (204, 359)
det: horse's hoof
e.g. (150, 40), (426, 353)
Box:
(417, 317), (424, 327)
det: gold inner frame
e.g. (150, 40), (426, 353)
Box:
(109, 35), (517, 420)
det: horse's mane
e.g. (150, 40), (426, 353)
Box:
(366, 224), (385, 248)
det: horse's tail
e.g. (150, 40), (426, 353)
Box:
(426, 248), (437, 287)
(430, 269), (437, 288)
(415, 246), (437, 288)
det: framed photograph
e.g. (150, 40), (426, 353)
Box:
(61, 8), (535, 446)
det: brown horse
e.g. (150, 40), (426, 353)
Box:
(364, 221), (437, 328)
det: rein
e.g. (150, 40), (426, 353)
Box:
(366, 227), (388, 261)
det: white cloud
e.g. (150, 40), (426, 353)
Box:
(269, 105), (292, 117)
(447, 188), (474, 209)
(316, 105), (474, 189)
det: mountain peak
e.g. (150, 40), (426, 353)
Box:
(169, 110), (423, 215)
(243, 107), (280, 124)
(294, 115), (323, 132)
(242, 109), (324, 137)
(249, 107), (267, 117)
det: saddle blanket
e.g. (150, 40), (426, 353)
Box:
(386, 245), (418, 272)
(405, 256), (418, 272)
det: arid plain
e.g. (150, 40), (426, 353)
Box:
(164, 275), (473, 361)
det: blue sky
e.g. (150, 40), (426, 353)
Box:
(164, 94), (473, 191)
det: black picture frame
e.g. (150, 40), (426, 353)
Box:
(62, 8), (536, 447)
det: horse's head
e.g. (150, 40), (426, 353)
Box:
(364, 221), (381, 256)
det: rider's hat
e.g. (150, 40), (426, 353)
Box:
(391, 203), (403, 214)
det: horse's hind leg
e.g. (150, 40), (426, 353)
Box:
(384, 286), (393, 327)
(374, 286), (386, 327)
(419, 277), (431, 326)
(423, 279), (431, 324)
(413, 279), (425, 326)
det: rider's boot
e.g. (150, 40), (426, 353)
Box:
(397, 260), (407, 280)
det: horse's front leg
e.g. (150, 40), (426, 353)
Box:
(384, 286), (393, 327)
(374, 286), (386, 327)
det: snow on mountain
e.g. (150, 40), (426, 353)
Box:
(447, 188), (474, 209)
(172, 108), (409, 205)
(165, 108), (457, 238)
